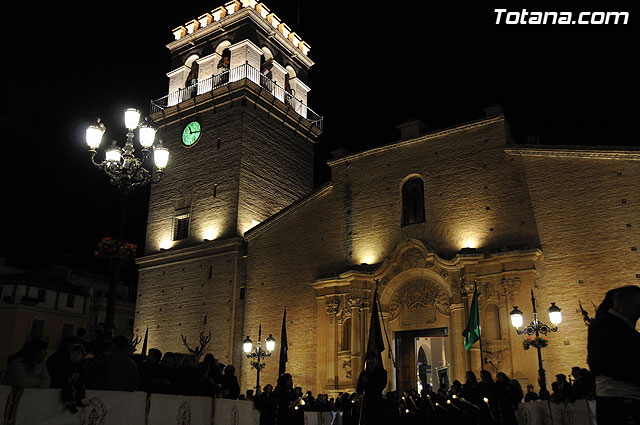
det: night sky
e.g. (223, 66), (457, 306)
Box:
(0, 2), (636, 273)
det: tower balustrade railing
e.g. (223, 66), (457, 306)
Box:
(150, 63), (323, 130)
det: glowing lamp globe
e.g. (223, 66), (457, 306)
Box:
(153, 142), (169, 169)
(265, 334), (276, 352)
(138, 122), (156, 148)
(105, 143), (122, 163)
(548, 302), (562, 325)
(509, 306), (524, 328)
(243, 336), (253, 354)
(85, 122), (105, 150)
(124, 108), (141, 130)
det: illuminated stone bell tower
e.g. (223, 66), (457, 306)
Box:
(134, 1), (322, 369)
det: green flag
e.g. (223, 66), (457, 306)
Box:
(462, 285), (481, 350)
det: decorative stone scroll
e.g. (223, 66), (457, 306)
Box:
(389, 278), (450, 321)
(342, 359), (352, 380)
(502, 277), (521, 293)
(477, 280), (505, 304)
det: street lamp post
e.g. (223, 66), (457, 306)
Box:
(243, 323), (276, 389)
(85, 109), (169, 337)
(509, 290), (562, 395)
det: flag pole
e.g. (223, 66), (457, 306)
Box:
(475, 282), (485, 370)
(464, 294), (472, 371)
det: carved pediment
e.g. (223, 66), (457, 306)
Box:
(389, 277), (451, 320)
(402, 248), (426, 269)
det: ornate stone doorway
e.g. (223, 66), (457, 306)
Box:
(312, 239), (542, 394)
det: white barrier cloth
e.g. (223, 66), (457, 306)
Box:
(148, 393), (213, 425)
(516, 400), (596, 425)
(14, 388), (146, 425)
(304, 411), (341, 425)
(213, 398), (259, 425)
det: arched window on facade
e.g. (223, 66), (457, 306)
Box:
(402, 177), (425, 226)
(341, 318), (351, 351)
(183, 56), (199, 100)
(219, 48), (231, 71)
(185, 61), (199, 87)
(483, 304), (501, 341)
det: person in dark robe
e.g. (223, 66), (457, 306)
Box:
(524, 384), (539, 402)
(495, 372), (518, 425)
(61, 344), (87, 413)
(356, 351), (389, 425)
(221, 364), (240, 399)
(275, 373), (297, 425)
(588, 285), (640, 425)
(47, 336), (83, 388)
(254, 384), (277, 425)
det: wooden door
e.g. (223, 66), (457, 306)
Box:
(396, 334), (416, 395)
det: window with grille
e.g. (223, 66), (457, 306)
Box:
(37, 289), (46, 302)
(402, 177), (426, 226)
(173, 208), (191, 240)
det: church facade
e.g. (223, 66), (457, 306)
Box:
(134, 1), (640, 395)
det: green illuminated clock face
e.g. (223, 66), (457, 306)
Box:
(182, 121), (202, 147)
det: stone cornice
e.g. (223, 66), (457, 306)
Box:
(504, 145), (640, 160)
(327, 115), (505, 166)
(244, 183), (333, 241)
(136, 237), (245, 270)
(167, 6), (315, 70)
(311, 241), (542, 289)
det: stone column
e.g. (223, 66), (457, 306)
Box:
(350, 302), (362, 379)
(270, 61), (287, 102)
(229, 40), (262, 84)
(505, 278), (527, 380)
(325, 297), (339, 389)
(288, 77), (311, 118)
(166, 67), (187, 106)
(196, 53), (219, 94)
(450, 302), (468, 383)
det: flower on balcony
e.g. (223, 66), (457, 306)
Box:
(95, 237), (137, 260)
(522, 336), (549, 350)
(218, 57), (230, 69)
(250, 359), (266, 371)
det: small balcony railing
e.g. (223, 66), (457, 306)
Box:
(150, 63), (323, 130)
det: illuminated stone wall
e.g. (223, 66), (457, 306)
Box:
(137, 100), (315, 375)
(241, 116), (545, 392)
(137, 109), (639, 393)
(518, 152), (640, 377)
(326, 116), (540, 263)
(243, 185), (343, 391)
(241, 116), (639, 393)
(135, 243), (244, 365)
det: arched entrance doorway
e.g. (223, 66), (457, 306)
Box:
(380, 273), (452, 395)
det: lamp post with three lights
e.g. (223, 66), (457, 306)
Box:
(85, 108), (169, 337)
